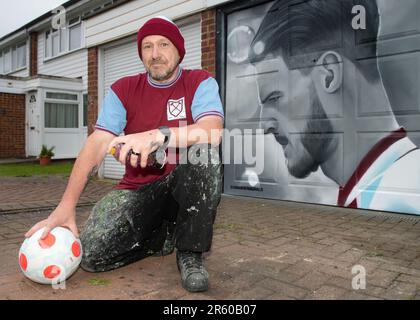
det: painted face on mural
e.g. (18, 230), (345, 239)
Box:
(141, 35), (180, 82)
(255, 54), (337, 179)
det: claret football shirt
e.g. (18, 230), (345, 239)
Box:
(95, 68), (224, 189)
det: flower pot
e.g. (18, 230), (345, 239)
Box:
(39, 156), (51, 166)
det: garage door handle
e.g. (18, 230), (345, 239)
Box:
(30, 126), (35, 130)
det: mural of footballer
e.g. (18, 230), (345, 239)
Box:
(248, 0), (420, 214)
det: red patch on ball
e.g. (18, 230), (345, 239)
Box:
(38, 233), (56, 249)
(43, 265), (61, 279)
(19, 253), (27, 271)
(72, 241), (81, 257)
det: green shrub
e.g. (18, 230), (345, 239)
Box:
(39, 145), (55, 158)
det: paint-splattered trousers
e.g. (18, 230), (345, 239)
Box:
(80, 144), (222, 272)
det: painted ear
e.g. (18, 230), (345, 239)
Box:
(317, 51), (343, 93)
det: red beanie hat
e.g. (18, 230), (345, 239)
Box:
(137, 16), (185, 63)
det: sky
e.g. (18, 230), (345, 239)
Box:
(0, 0), (68, 38)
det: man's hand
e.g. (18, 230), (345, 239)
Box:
(25, 204), (78, 240)
(107, 129), (165, 168)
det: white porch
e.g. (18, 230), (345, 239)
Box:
(0, 74), (86, 159)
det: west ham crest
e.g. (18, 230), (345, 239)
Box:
(167, 97), (186, 121)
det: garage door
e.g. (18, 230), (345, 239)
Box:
(101, 16), (202, 179)
(222, 0), (420, 215)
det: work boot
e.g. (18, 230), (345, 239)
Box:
(153, 221), (175, 257)
(176, 250), (209, 292)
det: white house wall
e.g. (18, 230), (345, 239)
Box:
(85, 0), (233, 48)
(10, 69), (29, 77)
(37, 33), (88, 91)
(0, 77), (26, 94)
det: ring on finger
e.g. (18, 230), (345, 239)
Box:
(130, 149), (141, 156)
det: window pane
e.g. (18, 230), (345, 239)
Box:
(12, 47), (17, 70)
(45, 103), (78, 128)
(52, 32), (59, 56)
(4, 49), (11, 72)
(83, 94), (88, 126)
(60, 29), (66, 52)
(69, 17), (80, 25)
(69, 24), (81, 51)
(17, 44), (26, 68)
(46, 92), (78, 100)
(45, 31), (50, 57)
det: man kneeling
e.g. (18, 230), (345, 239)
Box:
(25, 16), (224, 293)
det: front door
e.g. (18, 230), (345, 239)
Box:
(26, 91), (40, 156)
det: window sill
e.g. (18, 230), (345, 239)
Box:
(44, 128), (81, 132)
(43, 47), (85, 63)
(4, 66), (27, 75)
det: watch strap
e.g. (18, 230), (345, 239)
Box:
(158, 126), (171, 148)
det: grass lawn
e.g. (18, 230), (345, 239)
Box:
(0, 161), (74, 177)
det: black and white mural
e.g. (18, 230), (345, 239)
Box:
(223, 0), (420, 215)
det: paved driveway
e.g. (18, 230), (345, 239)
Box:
(1, 176), (420, 299)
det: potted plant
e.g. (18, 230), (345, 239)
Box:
(39, 145), (55, 166)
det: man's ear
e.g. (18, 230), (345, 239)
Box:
(315, 51), (343, 94)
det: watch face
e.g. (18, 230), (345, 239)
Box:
(159, 126), (171, 145)
(155, 149), (167, 167)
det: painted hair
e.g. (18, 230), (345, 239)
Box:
(249, 0), (380, 82)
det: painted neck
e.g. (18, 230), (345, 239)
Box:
(321, 81), (400, 186)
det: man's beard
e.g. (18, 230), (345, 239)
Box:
(148, 59), (179, 82)
(287, 84), (335, 179)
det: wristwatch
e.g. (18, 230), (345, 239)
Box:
(153, 126), (171, 168)
(158, 126), (171, 148)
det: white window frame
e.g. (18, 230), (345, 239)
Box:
(3, 48), (11, 73)
(11, 46), (17, 71)
(16, 43), (26, 69)
(69, 16), (81, 26)
(68, 16), (82, 52)
(82, 92), (88, 127)
(51, 29), (63, 56)
(0, 41), (26, 74)
(44, 16), (84, 60)
(44, 91), (80, 129)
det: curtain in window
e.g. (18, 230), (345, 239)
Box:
(45, 103), (78, 128)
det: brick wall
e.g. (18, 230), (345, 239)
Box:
(87, 47), (98, 135)
(0, 93), (26, 158)
(201, 9), (216, 75)
(29, 32), (38, 77)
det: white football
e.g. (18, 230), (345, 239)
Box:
(18, 227), (82, 285)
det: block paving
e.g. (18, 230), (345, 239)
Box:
(1, 175), (420, 300)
